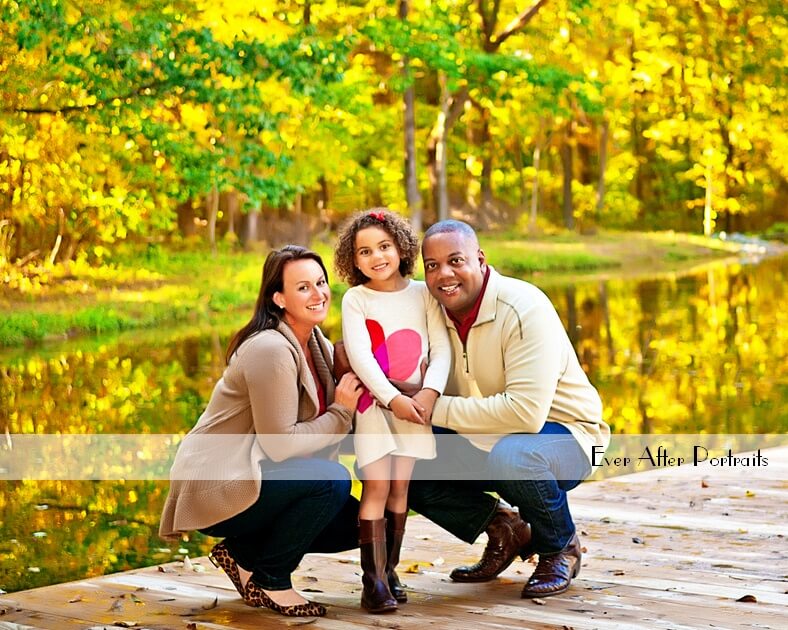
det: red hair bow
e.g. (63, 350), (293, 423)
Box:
(368, 210), (386, 221)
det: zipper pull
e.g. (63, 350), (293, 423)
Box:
(463, 350), (469, 374)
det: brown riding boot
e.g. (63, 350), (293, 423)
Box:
(359, 519), (398, 613)
(384, 510), (408, 603)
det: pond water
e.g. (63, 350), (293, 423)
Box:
(1, 255), (786, 592)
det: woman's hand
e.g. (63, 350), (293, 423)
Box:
(334, 372), (363, 411)
(389, 394), (427, 425)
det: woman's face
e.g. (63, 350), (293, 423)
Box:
(275, 258), (331, 328)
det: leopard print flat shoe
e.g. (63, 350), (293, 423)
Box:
(244, 580), (327, 617)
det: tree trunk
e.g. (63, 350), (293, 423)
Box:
(206, 185), (219, 255)
(480, 108), (493, 208)
(400, 0), (422, 232)
(512, 135), (526, 208)
(595, 118), (609, 220)
(427, 86), (469, 220)
(530, 144), (541, 234)
(176, 200), (196, 237)
(225, 191), (239, 237)
(703, 158), (713, 236)
(560, 124), (575, 230)
(243, 206), (261, 248)
(48, 207), (65, 264)
(319, 175), (329, 211)
(436, 71), (450, 221)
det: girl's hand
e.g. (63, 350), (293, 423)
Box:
(412, 388), (438, 423)
(334, 372), (363, 411)
(389, 394), (427, 425)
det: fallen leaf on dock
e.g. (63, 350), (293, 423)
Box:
(201, 596), (218, 610)
(532, 598), (547, 605)
(632, 537), (644, 544)
(404, 562), (430, 573)
(68, 595), (83, 603)
(736, 594), (757, 603)
(285, 619), (318, 626)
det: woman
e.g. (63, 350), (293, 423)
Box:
(159, 245), (363, 618)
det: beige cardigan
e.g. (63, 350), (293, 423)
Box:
(159, 323), (353, 538)
(431, 268), (610, 460)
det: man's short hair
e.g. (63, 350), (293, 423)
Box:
(423, 220), (477, 242)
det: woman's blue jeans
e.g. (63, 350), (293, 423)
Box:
(200, 457), (359, 590)
(408, 423), (592, 554)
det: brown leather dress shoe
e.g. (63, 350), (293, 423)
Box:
(450, 505), (533, 582)
(520, 533), (582, 598)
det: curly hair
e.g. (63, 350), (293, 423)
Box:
(334, 208), (419, 287)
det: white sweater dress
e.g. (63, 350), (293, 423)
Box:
(341, 280), (451, 468)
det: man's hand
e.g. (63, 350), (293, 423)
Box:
(389, 394), (427, 425)
(412, 388), (439, 424)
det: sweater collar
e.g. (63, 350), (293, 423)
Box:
(276, 322), (335, 411)
(441, 266), (501, 332)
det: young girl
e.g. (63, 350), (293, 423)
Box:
(334, 208), (451, 614)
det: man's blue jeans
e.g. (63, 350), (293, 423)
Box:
(201, 457), (359, 590)
(408, 423), (592, 554)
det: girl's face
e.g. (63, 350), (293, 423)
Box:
(275, 258), (331, 330)
(354, 225), (402, 288)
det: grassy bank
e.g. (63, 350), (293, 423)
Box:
(0, 231), (762, 347)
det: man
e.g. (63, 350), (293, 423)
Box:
(409, 220), (610, 598)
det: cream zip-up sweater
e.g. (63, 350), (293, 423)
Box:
(159, 322), (353, 538)
(430, 268), (610, 461)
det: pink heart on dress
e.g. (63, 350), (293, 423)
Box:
(356, 324), (423, 413)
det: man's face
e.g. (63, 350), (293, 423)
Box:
(422, 231), (486, 318)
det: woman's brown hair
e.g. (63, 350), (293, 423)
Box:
(225, 245), (329, 363)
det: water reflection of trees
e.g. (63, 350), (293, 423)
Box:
(543, 258), (785, 436)
(1, 257), (785, 592)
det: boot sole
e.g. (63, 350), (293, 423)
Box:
(362, 602), (399, 613)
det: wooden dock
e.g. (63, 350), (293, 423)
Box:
(2, 447), (786, 629)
